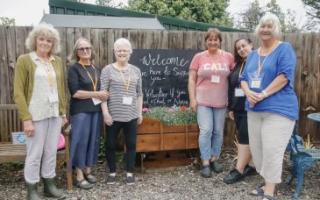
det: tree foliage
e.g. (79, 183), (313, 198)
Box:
(0, 17), (15, 26)
(127, 0), (233, 26)
(302, 0), (320, 30)
(236, 0), (300, 33)
(302, 0), (320, 19)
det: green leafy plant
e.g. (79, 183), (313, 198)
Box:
(143, 106), (197, 126)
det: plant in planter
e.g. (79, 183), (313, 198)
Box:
(142, 106), (197, 126)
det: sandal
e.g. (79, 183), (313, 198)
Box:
(84, 173), (97, 184)
(76, 179), (93, 190)
(263, 194), (277, 200)
(249, 183), (265, 196)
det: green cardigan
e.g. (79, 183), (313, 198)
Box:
(13, 53), (67, 121)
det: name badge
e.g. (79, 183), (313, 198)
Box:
(235, 88), (245, 97)
(251, 78), (261, 88)
(92, 98), (102, 105)
(122, 96), (133, 105)
(211, 75), (220, 83)
(48, 92), (58, 103)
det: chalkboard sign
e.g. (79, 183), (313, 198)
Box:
(130, 49), (199, 107)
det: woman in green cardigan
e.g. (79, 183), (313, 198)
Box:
(14, 23), (67, 200)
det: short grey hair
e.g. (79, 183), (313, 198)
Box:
(113, 38), (132, 54)
(71, 37), (95, 62)
(25, 23), (61, 54)
(255, 13), (282, 38)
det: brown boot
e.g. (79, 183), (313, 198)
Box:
(26, 182), (41, 200)
(43, 178), (65, 199)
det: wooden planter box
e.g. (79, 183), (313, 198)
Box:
(136, 118), (199, 152)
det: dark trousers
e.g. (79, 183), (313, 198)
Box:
(234, 112), (249, 145)
(106, 118), (137, 173)
(70, 112), (102, 169)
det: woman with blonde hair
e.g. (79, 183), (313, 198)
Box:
(241, 13), (298, 200)
(14, 23), (66, 200)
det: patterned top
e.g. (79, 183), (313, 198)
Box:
(100, 64), (142, 122)
(28, 52), (59, 121)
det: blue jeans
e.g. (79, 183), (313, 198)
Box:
(197, 106), (226, 161)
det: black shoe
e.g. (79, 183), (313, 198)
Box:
(200, 165), (211, 178)
(210, 160), (223, 173)
(223, 168), (244, 184)
(126, 175), (135, 185)
(243, 165), (257, 176)
(106, 175), (116, 185)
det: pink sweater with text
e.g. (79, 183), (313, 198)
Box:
(190, 50), (234, 108)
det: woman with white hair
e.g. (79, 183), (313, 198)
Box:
(240, 13), (298, 200)
(100, 38), (143, 185)
(14, 23), (66, 200)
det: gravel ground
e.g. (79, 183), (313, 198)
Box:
(0, 153), (319, 200)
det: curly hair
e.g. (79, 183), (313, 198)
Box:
(25, 23), (61, 54)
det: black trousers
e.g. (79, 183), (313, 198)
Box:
(234, 112), (249, 145)
(105, 118), (137, 173)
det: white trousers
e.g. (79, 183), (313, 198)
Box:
(248, 112), (294, 183)
(24, 117), (62, 183)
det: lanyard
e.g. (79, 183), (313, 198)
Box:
(116, 65), (131, 93)
(39, 59), (55, 88)
(257, 49), (269, 77)
(238, 61), (245, 79)
(80, 64), (98, 91)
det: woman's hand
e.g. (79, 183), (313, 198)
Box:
(95, 91), (108, 101)
(245, 90), (263, 107)
(228, 111), (234, 120)
(103, 113), (113, 126)
(190, 99), (197, 112)
(23, 120), (35, 137)
(62, 116), (68, 127)
(137, 115), (143, 125)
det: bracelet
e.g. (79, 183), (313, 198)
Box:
(262, 90), (268, 98)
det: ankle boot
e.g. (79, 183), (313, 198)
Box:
(26, 182), (41, 200)
(43, 178), (65, 199)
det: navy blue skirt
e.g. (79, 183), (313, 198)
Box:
(70, 112), (102, 169)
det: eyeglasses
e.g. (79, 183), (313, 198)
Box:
(115, 49), (130, 53)
(77, 47), (92, 52)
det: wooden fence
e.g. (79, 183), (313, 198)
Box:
(0, 26), (319, 145)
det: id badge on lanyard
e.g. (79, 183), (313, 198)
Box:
(251, 77), (262, 89)
(211, 75), (220, 83)
(234, 88), (245, 97)
(48, 92), (59, 103)
(122, 96), (133, 105)
(92, 98), (102, 105)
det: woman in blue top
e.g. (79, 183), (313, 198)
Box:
(240, 13), (298, 200)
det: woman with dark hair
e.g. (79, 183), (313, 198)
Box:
(223, 38), (256, 184)
(188, 28), (234, 178)
(68, 37), (108, 189)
